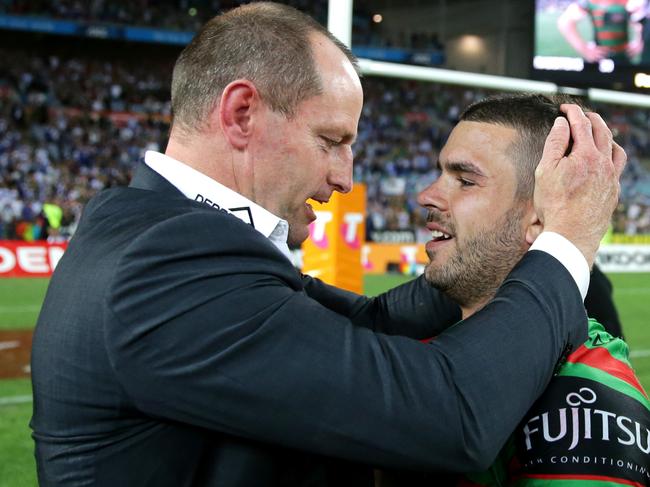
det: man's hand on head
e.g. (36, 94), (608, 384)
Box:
(533, 104), (627, 267)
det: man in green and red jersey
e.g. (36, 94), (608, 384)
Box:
(558, 0), (645, 64)
(379, 94), (648, 487)
(434, 95), (649, 486)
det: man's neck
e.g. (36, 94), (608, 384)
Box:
(165, 130), (239, 192)
(461, 296), (491, 320)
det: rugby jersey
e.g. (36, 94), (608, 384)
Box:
(462, 319), (650, 486)
(578, 0), (630, 58)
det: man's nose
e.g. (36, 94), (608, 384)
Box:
(417, 178), (448, 212)
(329, 146), (353, 194)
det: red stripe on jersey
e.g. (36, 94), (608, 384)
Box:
(589, 0), (627, 6)
(607, 44), (628, 52)
(597, 31), (627, 40)
(519, 473), (644, 486)
(567, 345), (648, 399)
(590, 0), (627, 6)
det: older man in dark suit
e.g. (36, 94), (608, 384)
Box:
(31, 3), (625, 486)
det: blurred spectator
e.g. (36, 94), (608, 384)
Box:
(0, 0), (444, 52)
(0, 0), (328, 32)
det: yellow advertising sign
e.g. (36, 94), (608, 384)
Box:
(609, 234), (650, 245)
(301, 184), (366, 293)
(362, 243), (428, 275)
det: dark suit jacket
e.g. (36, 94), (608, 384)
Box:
(585, 264), (623, 338)
(31, 163), (588, 486)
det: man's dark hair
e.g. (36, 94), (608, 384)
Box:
(460, 93), (586, 199)
(171, 2), (358, 133)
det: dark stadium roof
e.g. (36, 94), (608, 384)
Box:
(364, 0), (478, 7)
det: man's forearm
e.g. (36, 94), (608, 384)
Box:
(109, 215), (586, 472)
(302, 273), (461, 338)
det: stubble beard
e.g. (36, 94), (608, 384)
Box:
(282, 197), (309, 247)
(424, 206), (527, 310)
(287, 222), (309, 247)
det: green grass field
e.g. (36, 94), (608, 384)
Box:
(1, 274), (649, 486)
(0, 279), (50, 331)
(536, 9), (593, 58)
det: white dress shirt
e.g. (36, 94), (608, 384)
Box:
(145, 151), (291, 261)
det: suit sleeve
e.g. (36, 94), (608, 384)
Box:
(105, 213), (587, 473)
(301, 273), (461, 339)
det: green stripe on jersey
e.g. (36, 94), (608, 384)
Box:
(558, 362), (650, 412)
(582, 324), (633, 368)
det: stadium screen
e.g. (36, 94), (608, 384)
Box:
(533, 0), (650, 90)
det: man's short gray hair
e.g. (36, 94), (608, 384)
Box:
(171, 2), (358, 133)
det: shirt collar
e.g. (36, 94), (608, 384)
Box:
(144, 150), (288, 241)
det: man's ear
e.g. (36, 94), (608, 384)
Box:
(525, 209), (544, 246)
(217, 80), (259, 151)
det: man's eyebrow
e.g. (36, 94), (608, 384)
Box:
(440, 160), (487, 177)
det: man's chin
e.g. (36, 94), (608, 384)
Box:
(423, 254), (447, 283)
(287, 226), (309, 248)
(423, 263), (456, 292)
(423, 264), (444, 287)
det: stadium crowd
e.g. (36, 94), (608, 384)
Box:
(0, 0), (444, 51)
(0, 0), (328, 31)
(357, 79), (650, 240)
(1, 45), (649, 241)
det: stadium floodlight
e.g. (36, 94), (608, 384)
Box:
(358, 58), (558, 94)
(327, 0), (353, 48)
(588, 88), (650, 108)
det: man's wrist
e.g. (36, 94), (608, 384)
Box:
(529, 231), (590, 301)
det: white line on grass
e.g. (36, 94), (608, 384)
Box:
(630, 349), (650, 358)
(0, 341), (20, 351)
(0, 395), (32, 406)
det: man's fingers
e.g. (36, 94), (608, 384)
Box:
(585, 112), (613, 156)
(560, 104), (595, 152)
(539, 116), (570, 170)
(612, 141), (627, 178)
